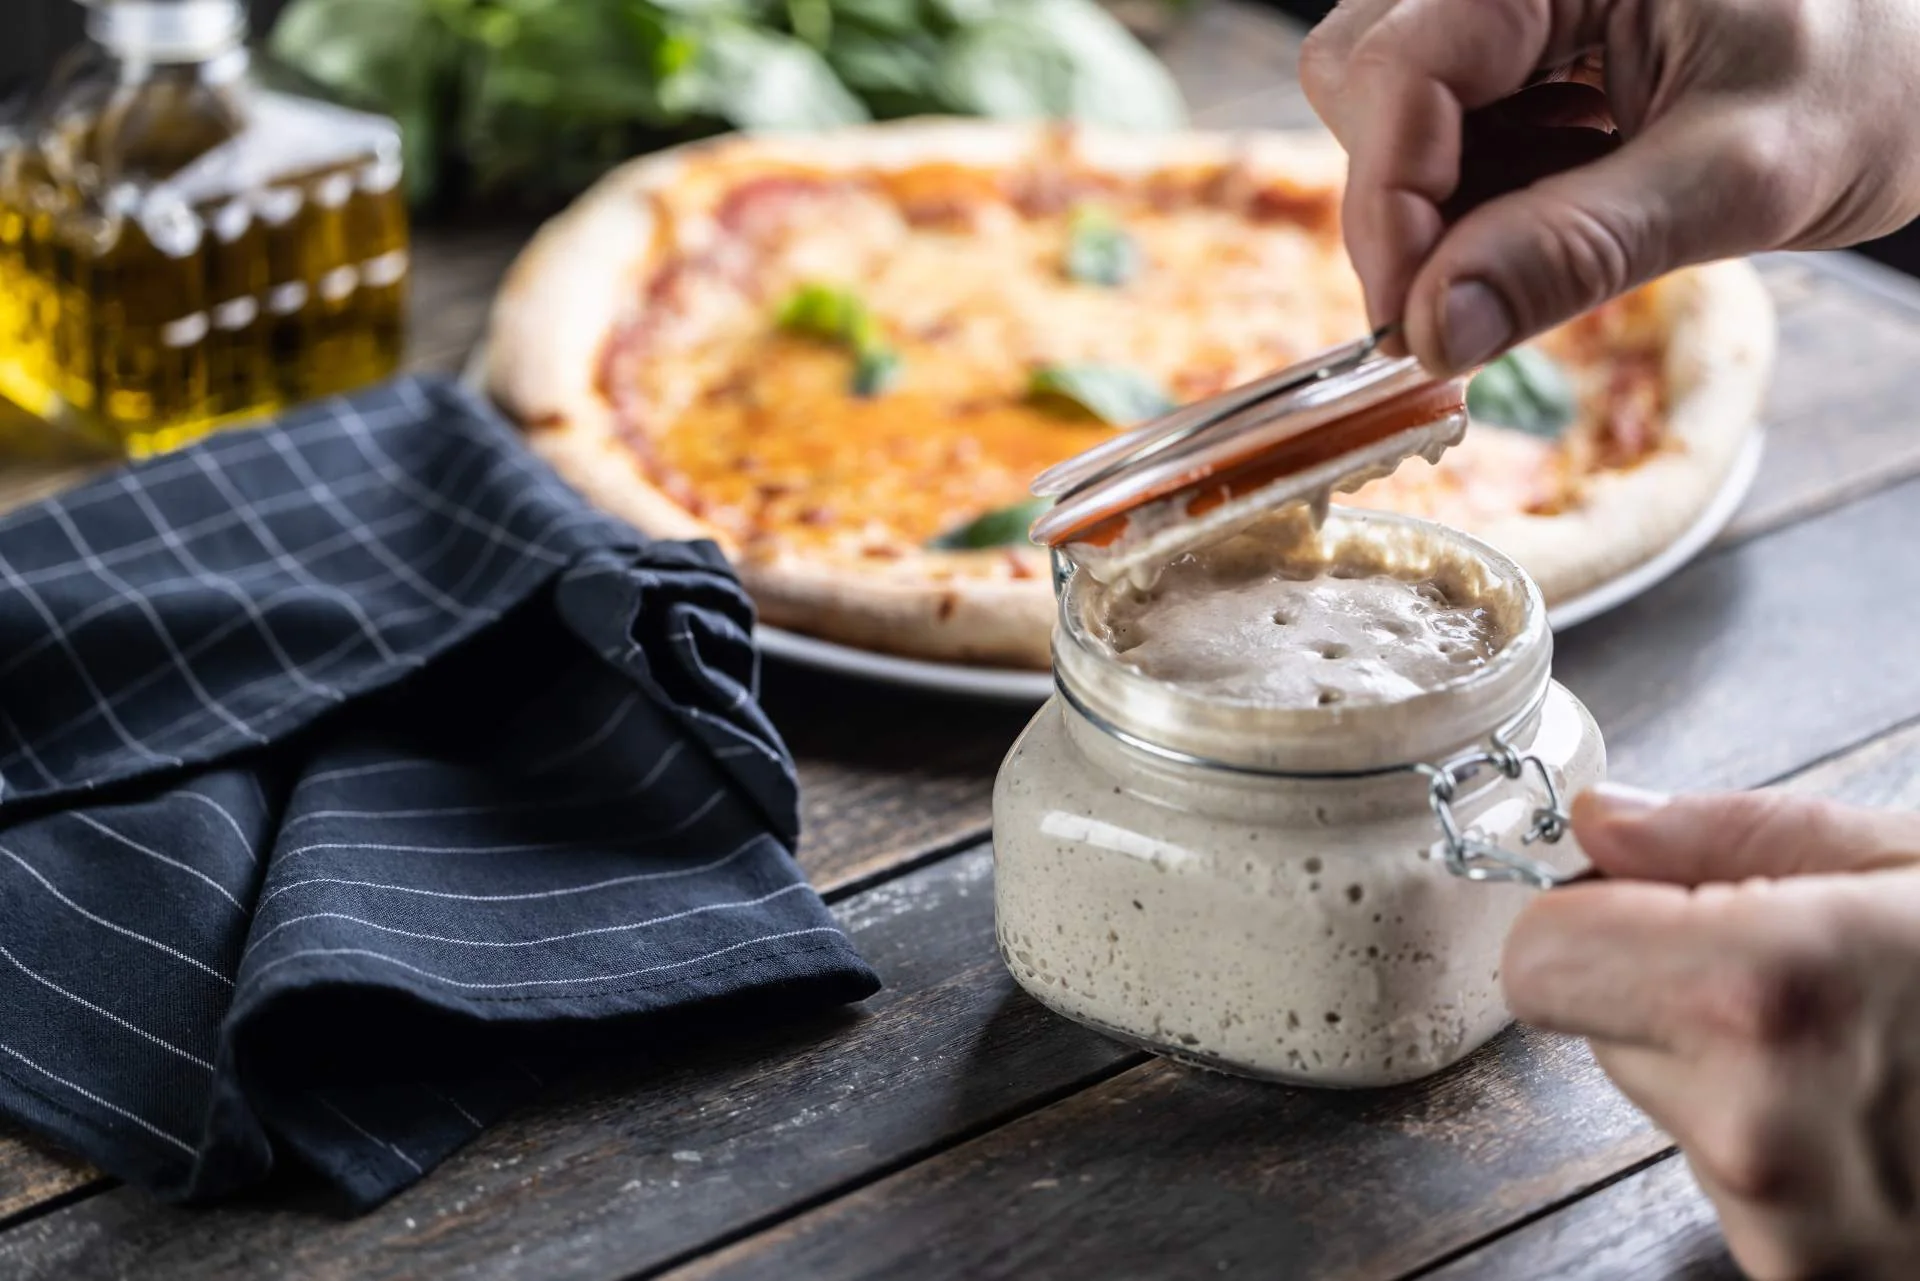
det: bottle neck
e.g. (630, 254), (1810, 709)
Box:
(86, 0), (248, 66)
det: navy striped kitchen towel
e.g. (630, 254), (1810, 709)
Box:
(0, 376), (878, 1210)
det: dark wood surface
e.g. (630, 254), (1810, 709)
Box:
(5, 3), (1920, 1277)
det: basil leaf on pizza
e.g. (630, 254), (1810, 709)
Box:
(1065, 204), (1141, 287)
(1468, 347), (1577, 438)
(778, 283), (904, 398)
(1030, 364), (1173, 425)
(928, 497), (1052, 550)
(852, 347), (904, 398)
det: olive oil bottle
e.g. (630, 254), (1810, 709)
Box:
(0, 0), (410, 457)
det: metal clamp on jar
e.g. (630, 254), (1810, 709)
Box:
(990, 332), (1607, 1088)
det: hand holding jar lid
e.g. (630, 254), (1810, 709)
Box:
(992, 317), (1606, 1090)
(1026, 326), (1471, 586)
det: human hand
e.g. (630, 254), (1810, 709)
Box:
(1299, 0), (1920, 375)
(1504, 784), (1920, 1280)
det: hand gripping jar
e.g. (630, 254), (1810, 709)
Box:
(993, 346), (1606, 1089)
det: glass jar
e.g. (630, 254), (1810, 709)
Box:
(0, 0), (409, 457)
(991, 508), (1606, 1088)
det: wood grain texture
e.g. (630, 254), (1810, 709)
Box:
(775, 668), (1031, 895)
(1555, 472), (1920, 793)
(1719, 254), (1920, 548)
(1422, 1155), (1741, 1281)
(0, 847), (1141, 1281)
(670, 1030), (1665, 1281)
(643, 473), (1920, 1281)
(0, 1124), (98, 1227)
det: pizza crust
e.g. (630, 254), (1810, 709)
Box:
(1466, 259), (1775, 604)
(482, 119), (1773, 669)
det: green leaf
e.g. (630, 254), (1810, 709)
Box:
(827, 26), (942, 99)
(788, 0), (835, 47)
(928, 497), (1052, 550)
(268, 0), (441, 110)
(269, 0), (456, 205)
(668, 19), (870, 131)
(852, 346), (904, 397)
(777, 283), (904, 396)
(1029, 363), (1173, 425)
(935, 0), (1187, 129)
(1064, 203), (1140, 287)
(829, 0), (925, 34)
(1467, 347), (1578, 438)
(777, 283), (866, 342)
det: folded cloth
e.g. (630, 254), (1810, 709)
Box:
(0, 377), (879, 1210)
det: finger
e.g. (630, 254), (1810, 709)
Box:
(1572, 785), (1920, 886)
(1595, 1043), (1857, 1277)
(1501, 879), (1716, 1048)
(1594, 1041), (1834, 1204)
(1335, 0), (1613, 325)
(1298, 0), (1404, 142)
(1400, 107), (1794, 372)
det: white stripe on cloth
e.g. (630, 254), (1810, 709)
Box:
(315, 1096), (424, 1175)
(0, 942), (215, 1071)
(71, 813), (246, 912)
(254, 831), (777, 913)
(0, 1040), (198, 1155)
(0, 845), (234, 984)
(244, 925), (852, 993)
(242, 881), (812, 958)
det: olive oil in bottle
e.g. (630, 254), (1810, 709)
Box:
(0, 0), (410, 457)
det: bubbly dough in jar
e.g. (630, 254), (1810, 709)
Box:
(1091, 536), (1507, 708)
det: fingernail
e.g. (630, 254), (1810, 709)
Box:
(1585, 782), (1672, 817)
(1441, 280), (1514, 371)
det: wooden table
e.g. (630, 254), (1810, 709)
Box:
(7, 4), (1920, 1276)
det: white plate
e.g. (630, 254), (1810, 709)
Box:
(755, 625), (1057, 702)
(462, 341), (1763, 702)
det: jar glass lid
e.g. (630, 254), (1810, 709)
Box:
(1028, 328), (1469, 584)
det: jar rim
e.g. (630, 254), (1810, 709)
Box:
(1050, 508), (1553, 775)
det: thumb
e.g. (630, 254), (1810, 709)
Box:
(1401, 108), (1792, 374)
(1572, 784), (1920, 886)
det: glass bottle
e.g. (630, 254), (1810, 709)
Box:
(0, 0), (410, 457)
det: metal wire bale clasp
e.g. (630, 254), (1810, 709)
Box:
(1413, 729), (1575, 890)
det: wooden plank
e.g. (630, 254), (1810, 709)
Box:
(0, 1126), (98, 1227)
(639, 475), (1920, 1281)
(1718, 254), (1920, 548)
(403, 225), (537, 378)
(1420, 1155), (1739, 1281)
(671, 1032), (1664, 1281)
(771, 667), (1032, 894)
(1554, 473), (1920, 792)
(0, 847), (1141, 1281)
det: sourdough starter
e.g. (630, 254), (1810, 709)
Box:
(991, 513), (1604, 1087)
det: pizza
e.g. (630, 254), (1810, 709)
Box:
(482, 118), (1774, 669)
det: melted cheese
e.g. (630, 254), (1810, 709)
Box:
(637, 179), (1366, 556)
(618, 170), (1664, 561)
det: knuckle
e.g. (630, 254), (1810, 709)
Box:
(1506, 197), (1639, 325)
(1706, 943), (1852, 1049)
(1692, 1109), (1804, 1204)
(1298, 31), (1341, 107)
(1706, 122), (1801, 243)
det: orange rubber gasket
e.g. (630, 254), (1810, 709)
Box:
(1042, 379), (1468, 549)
